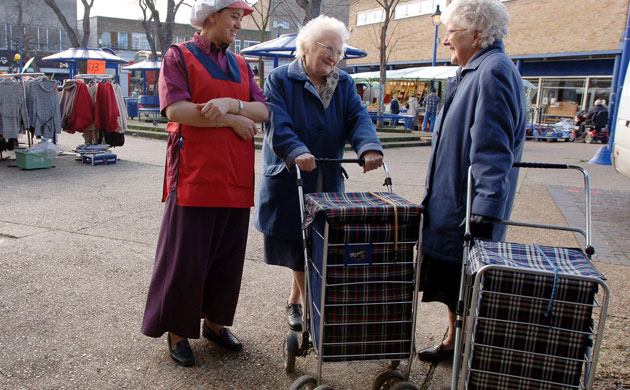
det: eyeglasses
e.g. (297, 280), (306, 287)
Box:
(445, 28), (467, 38)
(316, 41), (344, 59)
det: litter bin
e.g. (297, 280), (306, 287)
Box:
(126, 97), (139, 120)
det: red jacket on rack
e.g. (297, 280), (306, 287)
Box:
(95, 82), (120, 133)
(68, 82), (95, 133)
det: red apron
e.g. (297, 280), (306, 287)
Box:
(162, 43), (253, 208)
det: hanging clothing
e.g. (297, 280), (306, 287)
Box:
(70, 82), (95, 133)
(59, 80), (79, 130)
(0, 78), (29, 139)
(25, 77), (62, 139)
(94, 82), (120, 133)
(83, 81), (100, 144)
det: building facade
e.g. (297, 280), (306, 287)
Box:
(0, 0), (76, 74)
(347, 0), (629, 123)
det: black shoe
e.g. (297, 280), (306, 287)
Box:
(417, 343), (454, 363)
(286, 303), (303, 331)
(167, 333), (195, 367)
(202, 322), (243, 351)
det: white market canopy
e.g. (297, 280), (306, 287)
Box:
(123, 60), (161, 71)
(352, 65), (537, 90)
(42, 48), (129, 64)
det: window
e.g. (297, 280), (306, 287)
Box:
(0, 25), (7, 50)
(540, 78), (585, 122)
(174, 36), (188, 44)
(233, 39), (241, 53)
(243, 40), (259, 48)
(100, 31), (112, 48)
(49, 28), (61, 51)
(118, 32), (128, 49)
(38, 27), (49, 51)
(586, 78), (612, 109)
(132, 32), (151, 50)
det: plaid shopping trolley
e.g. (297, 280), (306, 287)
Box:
(284, 159), (424, 390)
(451, 163), (609, 390)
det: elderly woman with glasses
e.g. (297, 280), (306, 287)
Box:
(417, 0), (526, 363)
(254, 15), (383, 333)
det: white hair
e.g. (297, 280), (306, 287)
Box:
(295, 15), (350, 61)
(441, 0), (510, 49)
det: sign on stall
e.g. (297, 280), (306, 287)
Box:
(87, 60), (106, 74)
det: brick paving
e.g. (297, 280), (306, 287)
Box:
(548, 185), (630, 266)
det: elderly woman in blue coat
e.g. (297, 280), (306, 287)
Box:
(254, 15), (384, 332)
(417, 0), (526, 363)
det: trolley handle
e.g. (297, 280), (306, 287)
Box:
(513, 162), (570, 169)
(315, 157), (364, 166)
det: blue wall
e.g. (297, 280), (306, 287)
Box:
(519, 58), (615, 77)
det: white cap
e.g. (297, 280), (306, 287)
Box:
(190, 0), (254, 30)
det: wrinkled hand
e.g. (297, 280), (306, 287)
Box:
(459, 214), (497, 240)
(230, 115), (258, 141)
(295, 153), (316, 172)
(198, 98), (234, 121)
(361, 151), (383, 173)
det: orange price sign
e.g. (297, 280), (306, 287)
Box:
(87, 60), (106, 74)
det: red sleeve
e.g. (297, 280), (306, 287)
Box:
(106, 83), (120, 133)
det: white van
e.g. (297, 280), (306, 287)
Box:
(613, 64), (630, 178)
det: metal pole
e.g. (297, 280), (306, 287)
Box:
(432, 24), (438, 67)
(608, 2), (630, 148)
(18, 29), (23, 70)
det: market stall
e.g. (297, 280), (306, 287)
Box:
(42, 48), (129, 82)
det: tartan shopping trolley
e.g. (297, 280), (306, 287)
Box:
(284, 158), (424, 390)
(451, 162), (610, 390)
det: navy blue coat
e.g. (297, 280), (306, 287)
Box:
(422, 41), (526, 264)
(254, 59), (383, 240)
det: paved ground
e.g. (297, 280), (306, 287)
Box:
(0, 134), (629, 389)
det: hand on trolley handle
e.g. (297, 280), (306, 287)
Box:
(295, 152), (383, 174)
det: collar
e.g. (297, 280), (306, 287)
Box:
(193, 32), (229, 55)
(461, 40), (504, 73)
(287, 58), (347, 82)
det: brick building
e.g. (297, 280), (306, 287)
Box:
(0, 0), (76, 74)
(346, 0), (630, 123)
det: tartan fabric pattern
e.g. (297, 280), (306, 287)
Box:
(468, 345), (584, 389)
(465, 240), (603, 389)
(306, 192), (421, 362)
(469, 240), (604, 280)
(305, 192), (422, 224)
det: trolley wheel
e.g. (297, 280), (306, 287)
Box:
(284, 331), (299, 374)
(289, 375), (318, 390)
(371, 370), (406, 390)
(585, 133), (593, 144)
(390, 382), (419, 390)
(314, 386), (334, 390)
(388, 360), (400, 369)
(568, 132), (576, 142)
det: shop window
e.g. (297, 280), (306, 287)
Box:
(586, 78), (612, 110)
(234, 39), (241, 53)
(244, 40), (260, 48)
(540, 78), (585, 123)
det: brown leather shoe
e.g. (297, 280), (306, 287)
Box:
(417, 343), (454, 363)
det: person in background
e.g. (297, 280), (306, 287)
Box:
(578, 99), (608, 137)
(141, 0), (268, 367)
(406, 93), (420, 129)
(390, 93), (400, 114)
(417, 0), (526, 364)
(422, 88), (441, 132)
(255, 15), (383, 334)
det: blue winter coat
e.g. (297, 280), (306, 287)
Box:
(254, 59), (383, 240)
(422, 40), (527, 264)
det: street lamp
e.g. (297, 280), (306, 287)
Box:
(431, 5), (441, 67)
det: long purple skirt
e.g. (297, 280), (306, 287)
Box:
(141, 193), (250, 339)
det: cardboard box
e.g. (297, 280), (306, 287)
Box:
(82, 153), (117, 166)
(14, 150), (53, 170)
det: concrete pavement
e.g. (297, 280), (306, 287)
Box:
(0, 134), (629, 389)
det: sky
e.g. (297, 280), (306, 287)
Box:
(77, 0), (260, 24)
(77, 0), (193, 24)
